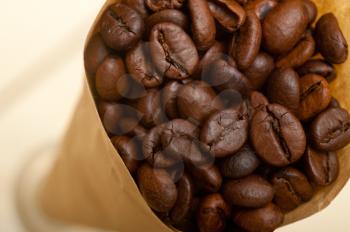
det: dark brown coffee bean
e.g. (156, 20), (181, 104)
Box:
(297, 59), (337, 83)
(328, 97), (341, 109)
(126, 42), (163, 88)
(251, 104), (306, 167)
(262, 0), (308, 54)
(208, 0), (246, 32)
(84, 34), (109, 76)
(249, 91), (269, 112)
(272, 167), (313, 211)
(245, 0), (278, 20)
(197, 41), (226, 76)
(267, 68), (300, 114)
(223, 175), (274, 208)
(100, 3), (144, 51)
(138, 163), (178, 212)
(124, 0), (149, 18)
(304, 147), (339, 186)
(190, 164), (223, 193)
(299, 74), (331, 121)
(162, 81), (183, 119)
(197, 194), (230, 232)
(310, 107), (350, 151)
(200, 108), (249, 158)
(146, 0), (184, 11)
(189, 0), (216, 51)
(177, 81), (223, 123)
(276, 31), (316, 69)
(243, 52), (274, 90)
(233, 203), (284, 232)
(231, 11), (261, 70)
(303, 0), (317, 24)
(150, 23), (199, 79)
(220, 145), (260, 179)
(315, 13), (348, 64)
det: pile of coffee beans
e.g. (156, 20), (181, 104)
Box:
(84, 0), (349, 231)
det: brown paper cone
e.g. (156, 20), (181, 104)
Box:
(39, 0), (350, 231)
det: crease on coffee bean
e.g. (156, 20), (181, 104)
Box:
(300, 81), (322, 100)
(323, 120), (350, 143)
(277, 177), (302, 203)
(109, 10), (135, 34)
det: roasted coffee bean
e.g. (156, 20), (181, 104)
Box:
(267, 68), (300, 114)
(232, 203), (284, 232)
(262, 0), (308, 54)
(245, 0), (278, 20)
(304, 147), (339, 186)
(146, 0), (184, 11)
(200, 108), (249, 158)
(162, 81), (183, 119)
(197, 41), (226, 76)
(111, 136), (142, 173)
(126, 42), (163, 88)
(190, 164), (223, 193)
(208, 0), (246, 32)
(167, 162), (185, 183)
(243, 52), (274, 90)
(223, 175), (274, 208)
(84, 34), (109, 76)
(231, 11), (261, 70)
(251, 104), (306, 167)
(124, 0), (149, 18)
(150, 23), (199, 79)
(303, 0), (317, 24)
(95, 55), (129, 101)
(177, 81), (223, 123)
(297, 59), (337, 83)
(138, 164), (178, 212)
(189, 0), (216, 51)
(310, 107), (350, 151)
(197, 194), (230, 232)
(249, 91), (269, 112)
(299, 74), (331, 121)
(170, 174), (195, 224)
(272, 167), (313, 211)
(276, 31), (315, 69)
(216, 89), (244, 109)
(315, 13), (348, 64)
(100, 3), (144, 51)
(220, 145), (260, 179)
(328, 97), (341, 109)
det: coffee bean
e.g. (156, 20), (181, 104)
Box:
(263, 0), (308, 54)
(138, 163), (178, 212)
(200, 108), (249, 158)
(272, 167), (313, 211)
(162, 81), (183, 119)
(100, 3), (144, 51)
(150, 22), (199, 79)
(303, 0), (317, 24)
(146, 0), (184, 11)
(245, 0), (278, 20)
(297, 59), (337, 83)
(251, 104), (306, 167)
(267, 68), (300, 114)
(124, 0), (149, 18)
(304, 147), (339, 186)
(84, 33), (110, 76)
(299, 74), (331, 121)
(208, 0), (246, 32)
(220, 145), (260, 179)
(328, 97), (341, 109)
(232, 203), (284, 232)
(315, 13), (348, 64)
(197, 41), (226, 76)
(189, 0), (216, 51)
(310, 107), (350, 151)
(216, 89), (244, 109)
(190, 164), (223, 193)
(223, 175), (274, 208)
(197, 194), (230, 232)
(249, 91), (269, 113)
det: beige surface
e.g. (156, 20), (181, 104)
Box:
(0, 0), (350, 231)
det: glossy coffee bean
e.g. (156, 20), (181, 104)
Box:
(303, 0), (317, 24)
(177, 81), (223, 123)
(189, 0), (216, 51)
(251, 104), (306, 167)
(146, 0), (184, 11)
(267, 68), (300, 114)
(315, 13), (348, 64)
(304, 147), (339, 186)
(243, 52), (274, 90)
(328, 97), (341, 109)
(223, 175), (274, 208)
(272, 167), (313, 211)
(245, 0), (278, 20)
(220, 145), (260, 179)
(84, 33), (109, 76)
(262, 0), (308, 54)
(233, 203), (284, 232)
(299, 74), (331, 121)
(111, 136), (141, 173)
(197, 194), (230, 232)
(297, 59), (337, 83)
(310, 107), (350, 151)
(126, 42), (163, 88)
(276, 31), (315, 69)
(100, 3), (144, 51)
(150, 23), (199, 79)
(138, 163), (178, 212)
(162, 81), (183, 119)
(124, 0), (149, 18)
(200, 108), (249, 158)
(197, 41), (225, 76)
(190, 164), (223, 193)
(208, 0), (246, 32)
(249, 91), (269, 113)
